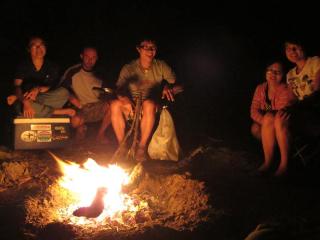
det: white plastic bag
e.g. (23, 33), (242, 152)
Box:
(148, 107), (180, 161)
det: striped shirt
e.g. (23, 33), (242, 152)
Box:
(250, 82), (296, 124)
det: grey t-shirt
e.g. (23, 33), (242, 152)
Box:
(117, 59), (176, 100)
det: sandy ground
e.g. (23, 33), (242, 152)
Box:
(1, 125), (320, 240)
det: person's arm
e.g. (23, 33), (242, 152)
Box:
(250, 85), (264, 125)
(24, 86), (50, 101)
(161, 61), (177, 101)
(68, 94), (82, 109)
(60, 65), (83, 108)
(115, 65), (131, 97)
(7, 78), (23, 106)
(313, 68), (320, 92)
(14, 78), (24, 101)
(276, 85), (298, 110)
(295, 67), (320, 107)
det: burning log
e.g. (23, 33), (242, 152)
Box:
(24, 150), (210, 238)
(73, 187), (107, 218)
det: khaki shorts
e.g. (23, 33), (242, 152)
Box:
(79, 101), (109, 123)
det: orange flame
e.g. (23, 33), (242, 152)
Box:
(51, 153), (141, 224)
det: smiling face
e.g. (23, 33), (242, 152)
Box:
(28, 37), (47, 59)
(137, 40), (157, 61)
(285, 42), (305, 64)
(265, 62), (283, 85)
(81, 47), (98, 71)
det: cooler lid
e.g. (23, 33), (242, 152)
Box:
(14, 118), (70, 124)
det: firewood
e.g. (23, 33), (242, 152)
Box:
(73, 187), (106, 218)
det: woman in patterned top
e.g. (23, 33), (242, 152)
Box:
(250, 61), (296, 176)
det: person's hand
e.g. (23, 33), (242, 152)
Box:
(24, 87), (40, 101)
(7, 95), (17, 106)
(172, 85), (184, 95)
(162, 85), (174, 102)
(23, 100), (35, 118)
(118, 96), (134, 119)
(69, 95), (82, 109)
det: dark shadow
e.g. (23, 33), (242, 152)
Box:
(37, 222), (76, 240)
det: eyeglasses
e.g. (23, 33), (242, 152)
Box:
(30, 44), (45, 50)
(139, 45), (157, 51)
(266, 69), (282, 75)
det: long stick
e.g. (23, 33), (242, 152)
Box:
(110, 93), (142, 162)
(128, 93), (142, 161)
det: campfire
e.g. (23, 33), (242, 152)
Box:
(24, 152), (211, 238)
(55, 158), (148, 225)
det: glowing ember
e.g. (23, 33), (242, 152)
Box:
(55, 157), (141, 224)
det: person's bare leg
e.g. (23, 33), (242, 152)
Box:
(96, 103), (111, 143)
(259, 113), (276, 172)
(274, 113), (290, 176)
(53, 108), (76, 117)
(139, 100), (156, 148)
(71, 115), (86, 142)
(135, 100), (156, 161)
(111, 99), (126, 144)
(251, 122), (261, 140)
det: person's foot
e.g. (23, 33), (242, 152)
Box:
(135, 147), (147, 162)
(274, 167), (287, 177)
(258, 163), (270, 173)
(96, 133), (111, 144)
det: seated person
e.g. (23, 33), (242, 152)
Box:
(111, 37), (177, 161)
(61, 46), (111, 143)
(7, 36), (75, 118)
(284, 38), (320, 137)
(250, 60), (296, 177)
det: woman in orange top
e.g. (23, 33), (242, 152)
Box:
(250, 61), (296, 176)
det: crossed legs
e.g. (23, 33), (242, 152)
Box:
(71, 102), (111, 143)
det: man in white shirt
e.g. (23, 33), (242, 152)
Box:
(62, 47), (111, 143)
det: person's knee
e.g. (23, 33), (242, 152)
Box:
(55, 87), (69, 99)
(110, 99), (122, 113)
(251, 123), (261, 139)
(262, 113), (274, 126)
(71, 115), (84, 128)
(142, 100), (156, 115)
(274, 114), (289, 129)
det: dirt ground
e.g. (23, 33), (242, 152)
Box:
(1, 128), (320, 240)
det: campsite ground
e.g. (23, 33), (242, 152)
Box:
(1, 117), (320, 240)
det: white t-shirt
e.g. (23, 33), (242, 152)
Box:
(287, 56), (320, 100)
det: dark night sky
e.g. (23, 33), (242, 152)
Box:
(1, 0), (319, 145)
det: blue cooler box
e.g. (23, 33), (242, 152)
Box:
(13, 118), (71, 150)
